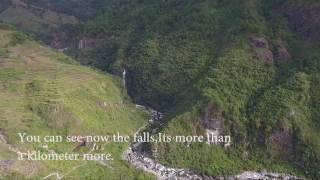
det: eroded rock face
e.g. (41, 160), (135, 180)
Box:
(250, 37), (292, 64)
(275, 44), (291, 63)
(78, 37), (99, 49)
(256, 48), (274, 64)
(50, 32), (70, 50)
(203, 103), (224, 132)
(250, 37), (269, 49)
(250, 36), (274, 64)
(274, 40), (291, 63)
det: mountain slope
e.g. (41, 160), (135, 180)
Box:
(1, 0), (319, 178)
(0, 0), (78, 43)
(76, 0), (320, 178)
(20, 0), (109, 20)
(0, 28), (152, 179)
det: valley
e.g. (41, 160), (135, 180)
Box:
(0, 0), (320, 179)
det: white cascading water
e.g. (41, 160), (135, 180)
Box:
(122, 69), (126, 88)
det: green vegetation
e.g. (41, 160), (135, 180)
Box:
(0, 29), (153, 179)
(0, 0), (319, 179)
(9, 31), (28, 46)
(78, 0), (320, 179)
(21, 0), (110, 20)
(0, 1), (78, 43)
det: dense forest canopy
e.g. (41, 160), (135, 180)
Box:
(0, 0), (319, 179)
(20, 0), (110, 19)
(78, 0), (320, 178)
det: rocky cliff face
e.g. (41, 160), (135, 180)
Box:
(250, 36), (292, 64)
(250, 36), (274, 64)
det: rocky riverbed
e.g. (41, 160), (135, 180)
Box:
(123, 105), (303, 180)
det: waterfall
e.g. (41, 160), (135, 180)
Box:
(122, 69), (126, 88)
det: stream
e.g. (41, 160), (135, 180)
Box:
(123, 105), (302, 180)
(122, 70), (302, 180)
(123, 106), (212, 180)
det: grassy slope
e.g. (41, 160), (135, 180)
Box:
(0, 29), (153, 179)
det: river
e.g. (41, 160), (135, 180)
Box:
(122, 70), (302, 180)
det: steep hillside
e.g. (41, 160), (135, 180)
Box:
(20, 0), (109, 20)
(1, 0), (319, 179)
(0, 0), (78, 43)
(77, 0), (320, 178)
(0, 28), (152, 179)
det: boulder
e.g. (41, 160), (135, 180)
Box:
(250, 36), (269, 49)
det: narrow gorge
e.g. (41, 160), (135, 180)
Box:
(122, 70), (302, 180)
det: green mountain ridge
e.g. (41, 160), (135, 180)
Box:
(0, 0), (320, 179)
(77, 0), (320, 178)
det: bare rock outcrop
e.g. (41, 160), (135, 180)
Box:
(50, 32), (71, 50)
(0, 129), (7, 144)
(274, 40), (291, 63)
(250, 36), (292, 64)
(78, 37), (99, 50)
(250, 36), (274, 64)
(203, 103), (224, 132)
